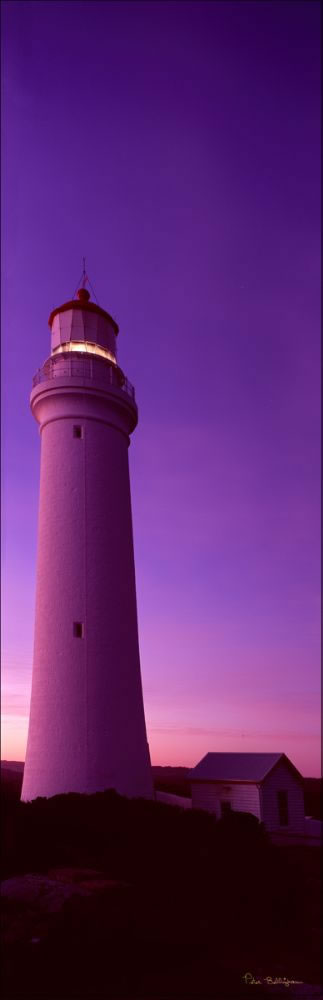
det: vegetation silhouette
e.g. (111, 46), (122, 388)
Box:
(1, 780), (321, 998)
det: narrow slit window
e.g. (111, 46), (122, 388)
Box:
(73, 425), (83, 439)
(220, 800), (232, 818)
(73, 622), (84, 638)
(277, 790), (289, 826)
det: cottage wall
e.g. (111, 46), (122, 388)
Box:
(191, 781), (261, 820)
(260, 762), (304, 834)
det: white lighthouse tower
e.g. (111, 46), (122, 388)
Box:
(21, 280), (153, 801)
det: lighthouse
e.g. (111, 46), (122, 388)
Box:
(21, 281), (153, 801)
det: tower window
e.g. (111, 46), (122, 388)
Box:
(73, 425), (83, 438)
(73, 622), (84, 638)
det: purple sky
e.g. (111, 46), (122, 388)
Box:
(1, 1), (320, 775)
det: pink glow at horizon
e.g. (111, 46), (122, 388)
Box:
(1, 0), (320, 777)
(1, 710), (320, 778)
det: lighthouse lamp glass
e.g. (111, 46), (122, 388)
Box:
(52, 341), (116, 364)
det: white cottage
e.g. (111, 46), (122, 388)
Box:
(188, 753), (305, 836)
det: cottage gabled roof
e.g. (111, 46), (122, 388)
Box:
(188, 752), (303, 784)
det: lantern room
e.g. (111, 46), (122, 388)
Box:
(48, 288), (118, 365)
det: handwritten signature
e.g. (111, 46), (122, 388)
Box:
(242, 972), (304, 988)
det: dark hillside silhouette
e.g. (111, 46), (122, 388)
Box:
(1, 778), (321, 998)
(1, 768), (23, 801)
(152, 765), (191, 798)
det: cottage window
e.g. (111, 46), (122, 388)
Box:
(220, 800), (232, 818)
(277, 790), (289, 826)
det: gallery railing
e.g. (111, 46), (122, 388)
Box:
(32, 353), (135, 401)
